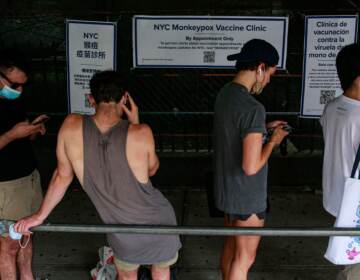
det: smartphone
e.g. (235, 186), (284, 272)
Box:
(124, 93), (131, 109)
(32, 116), (50, 125)
(282, 124), (294, 133)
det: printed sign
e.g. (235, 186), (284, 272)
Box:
(133, 16), (288, 69)
(300, 15), (358, 118)
(66, 20), (117, 114)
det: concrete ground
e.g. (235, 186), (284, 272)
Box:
(31, 185), (343, 280)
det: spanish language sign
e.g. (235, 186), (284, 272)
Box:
(66, 20), (117, 114)
(300, 16), (358, 118)
(133, 16), (288, 69)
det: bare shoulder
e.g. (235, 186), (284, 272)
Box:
(128, 123), (154, 144)
(62, 114), (83, 128)
(59, 114), (83, 138)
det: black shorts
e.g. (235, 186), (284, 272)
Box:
(227, 197), (270, 221)
(227, 211), (266, 221)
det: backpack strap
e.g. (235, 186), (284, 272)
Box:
(351, 144), (360, 179)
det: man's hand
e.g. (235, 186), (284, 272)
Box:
(269, 126), (289, 145)
(7, 121), (45, 140)
(31, 114), (48, 126)
(266, 120), (287, 129)
(14, 214), (44, 236)
(121, 92), (139, 124)
(30, 114), (48, 138)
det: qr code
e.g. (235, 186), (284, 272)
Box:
(203, 51), (215, 63)
(320, 90), (335, 104)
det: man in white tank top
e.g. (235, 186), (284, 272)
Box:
(320, 43), (360, 280)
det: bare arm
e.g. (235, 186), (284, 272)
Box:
(35, 135), (74, 221)
(0, 121), (44, 150)
(14, 123), (74, 234)
(146, 126), (159, 176)
(0, 130), (13, 149)
(242, 127), (288, 176)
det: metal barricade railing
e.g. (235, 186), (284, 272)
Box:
(2, 221), (360, 237)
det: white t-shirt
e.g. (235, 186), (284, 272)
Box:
(320, 95), (360, 217)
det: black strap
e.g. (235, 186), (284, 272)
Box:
(351, 144), (360, 179)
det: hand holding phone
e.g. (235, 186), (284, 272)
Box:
(32, 116), (50, 126)
(281, 124), (294, 133)
(121, 92), (139, 124)
(124, 92), (131, 109)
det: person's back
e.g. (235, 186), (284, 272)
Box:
(320, 43), (360, 280)
(57, 108), (159, 192)
(320, 95), (360, 216)
(61, 114), (180, 263)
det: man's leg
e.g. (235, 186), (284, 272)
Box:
(17, 236), (34, 280)
(228, 214), (264, 280)
(221, 214), (234, 280)
(17, 169), (42, 280)
(115, 266), (138, 280)
(0, 170), (41, 280)
(151, 252), (178, 280)
(0, 236), (20, 280)
(151, 266), (170, 280)
(114, 258), (139, 280)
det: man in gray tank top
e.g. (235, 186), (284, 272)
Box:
(15, 71), (181, 280)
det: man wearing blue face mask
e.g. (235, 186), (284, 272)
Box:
(0, 49), (47, 280)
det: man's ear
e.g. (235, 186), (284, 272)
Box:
(257, 63), (266, 76)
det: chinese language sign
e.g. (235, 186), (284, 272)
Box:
(66, 20), (117, 114)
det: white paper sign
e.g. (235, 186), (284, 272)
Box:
(300, 16), (358, 118)
(133, 16), (288, 69)
(66, 20), (117, 114)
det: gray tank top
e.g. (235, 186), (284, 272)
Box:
(82, 116), (181, 263)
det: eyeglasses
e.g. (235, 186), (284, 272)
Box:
(0, 71), (26, 89)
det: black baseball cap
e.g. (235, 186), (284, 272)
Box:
(227, 39), (279, 68)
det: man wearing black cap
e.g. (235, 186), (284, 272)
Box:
(213, 39), (288, 280)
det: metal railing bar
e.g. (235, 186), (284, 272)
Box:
(28, 111), (301, 116)
(28, 224), (360, 237)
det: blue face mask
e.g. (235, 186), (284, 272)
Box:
(0, 85), (21, 100)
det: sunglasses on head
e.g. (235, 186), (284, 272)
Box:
(0, 71), (25, 89)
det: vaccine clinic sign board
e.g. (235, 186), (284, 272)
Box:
(66, 20), (117, 114)
(300, 16), (358, 118)
(133, 16), (288, 69)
